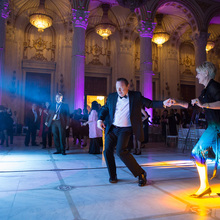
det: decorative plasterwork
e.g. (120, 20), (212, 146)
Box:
(23, 37), (56, 62)
(120, 40), (132, 54)
(157, 2), (198, 32)
(72, 9), (89, 29)
(180, 55), (195, 75)
(85, 43), (111, 66)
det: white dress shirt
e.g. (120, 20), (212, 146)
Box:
(113, 93), (131, 127)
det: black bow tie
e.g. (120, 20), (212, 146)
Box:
(120, 95), (127, 99)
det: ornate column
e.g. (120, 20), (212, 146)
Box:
(71, 9), (89, 110)
(118, 40), (133, 81)
(191, 32), (208, 97)
(0, 0), (10, 104)
(137, 20), (155, 118)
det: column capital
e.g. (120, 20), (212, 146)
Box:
(0, 0), (10, 19)
(191, 31), (209, 48)
(137, 20), (156, 38)
(72, 9), (89, 29)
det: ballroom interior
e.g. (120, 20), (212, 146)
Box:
(1, 0), (220, 219)
(1, 0), (220, 122)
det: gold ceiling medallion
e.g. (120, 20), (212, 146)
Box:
(95, 4), (116, 40)
(152, 14), (170, 47)
(29, 0), (53, 32)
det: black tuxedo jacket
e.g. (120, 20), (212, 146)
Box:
(46, 102), (70, 128)
(99, 91), (163, 142)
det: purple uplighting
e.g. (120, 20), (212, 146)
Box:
(0, 49), (3, 105)
(1, 3), (10, 19)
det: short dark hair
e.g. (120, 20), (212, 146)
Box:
(56, 92), (63, 97)
(91, 101), (99, 112)
(116, 78), (129, 86)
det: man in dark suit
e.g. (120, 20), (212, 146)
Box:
(25, 103), (39, 146)
(97, 78), (164, 186)
(45, 93), (70, 155)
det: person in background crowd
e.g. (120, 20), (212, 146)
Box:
(83, 101), (102, 154)
(71, 110), (81, 146)
(81, 108), (89, 147)
(168, 109), (178, 136)
(0, 106), (8, 147)
(161, 109), (168, 141)
(174, 109), (181, 126)
(133, 108), (149, 155)
(181, 109), (190, 128)
(45, 93), (70, 155)
(152, 111), (161, 125)
(74, 108), (83, 146)
(39, 102), (52, 149)
(5, 108), (14, 145)
(12, 110), (18, 135)
(25, 103), (39, 146)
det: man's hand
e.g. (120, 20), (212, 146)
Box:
(45, 122), (48, 127)
(163, 98), (174, 107)
(66, 126), (69, 129)
(97, 120), (105, 130)
(191, 98), (202, 108)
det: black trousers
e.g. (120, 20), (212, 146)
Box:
(104, 125), (144, 179)
(51, 120), (66, 152)
(42, 128), (52, 147)
(25, 125), (37, 146)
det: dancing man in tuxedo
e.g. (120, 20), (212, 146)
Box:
(97, 78), (164, 186)
(45, 93), (70, 155)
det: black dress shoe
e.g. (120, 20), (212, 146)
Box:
(136, 149), (141, 155)
(109, 176), (118, 183)
(62, 152), (66, 155)
(138, 171), (147, 187)
(133, 149), (137, 155)
(53, 151), (61, 154)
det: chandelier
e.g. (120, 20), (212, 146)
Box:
(117, 0), (148, 12)
(95, 4), (116, 40)
(152, 14), (170, 47)
(206, 41), (215, 52)
(29, 0), (53, 32)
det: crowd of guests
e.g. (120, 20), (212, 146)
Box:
(152, 108), (207, 141)
(0, 105), (16, 147)
(0, 101), (207, 152)
(0, 99), (205, 156)
(12, 98), (104, 155)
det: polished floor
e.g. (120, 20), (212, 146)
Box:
(0, 136), (220, 220)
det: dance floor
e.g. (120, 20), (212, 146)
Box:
(0, 136), (220, 220)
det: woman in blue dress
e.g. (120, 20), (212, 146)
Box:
(164, 61), (220, 198)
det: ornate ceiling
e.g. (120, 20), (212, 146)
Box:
(8, 0), (220, 42)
